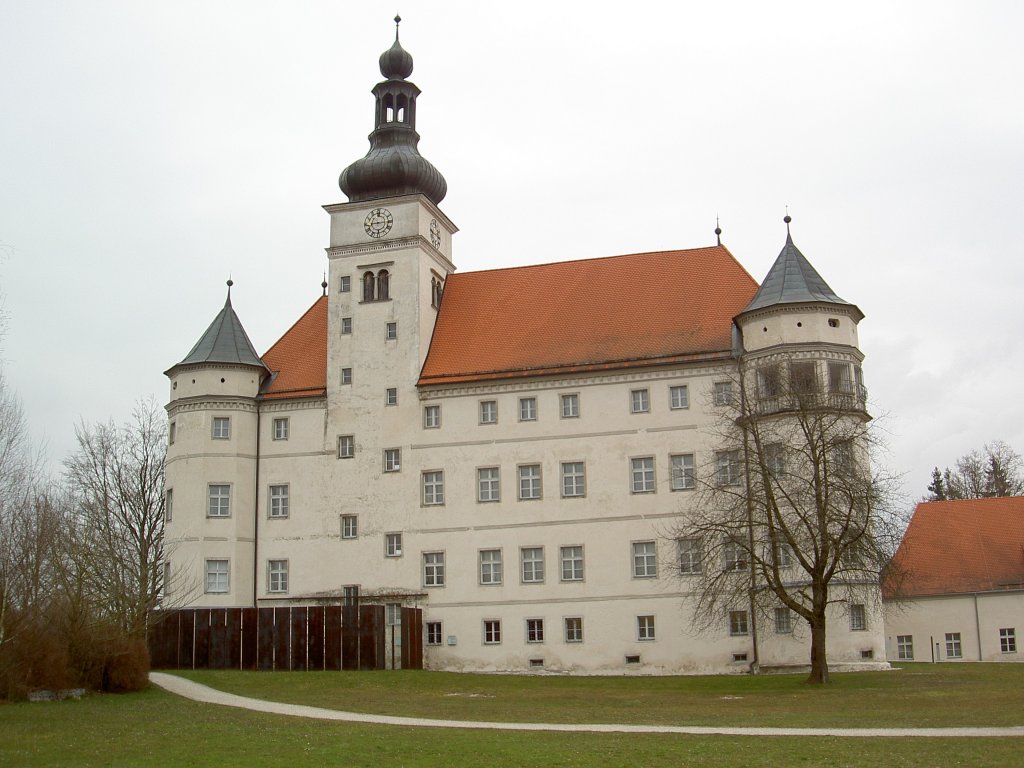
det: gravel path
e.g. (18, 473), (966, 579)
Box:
(150, 672), (1024, 738)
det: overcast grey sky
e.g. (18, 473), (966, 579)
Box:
(1, 1), (1022, 504)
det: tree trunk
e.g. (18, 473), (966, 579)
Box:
(808, 614), (830, 684)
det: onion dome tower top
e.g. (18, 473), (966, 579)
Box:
(339, 16), (447, 206)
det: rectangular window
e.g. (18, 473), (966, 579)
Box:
(729, 610), (749, 636)
(774, 542), (794, 568)
(479, 549), (503, 585)
(341, 316), (352, 334)
(630, 388), (650, 413)
(1000, 628), (1017, 653)
(833, 441), (854, 475)
(677, 538), (701, 574)
(343, 585), (359, 606)
(423, 404), (441, 429)
(715, 450), (741, 486)
(561, 462), (585, 498)
(477, 467), (500, 502)
(479, 400), (498, 424)
(790, 361), (818, 394)
(162, 561), (172, 595)
(518, 464), (542, 500)
(169, 421), (176, 445)
(269, 484), (289, 518)
(422, 471), (445, 505)
(713, 381), (734, 406)
(386, 603), (402, 626)
(774, 607), (792, 634)
(483, 619), (501, 644)
(205, 559), (229, 593)
(521, 547), (544, 583)
(268, 560), (288, 594)
(339, 275), (351, 293)
(757, 364), (782, 399)
(526, 618), (544, 643)
(723, 538), (747, 571)
(897, 634), (914, 660)
(637, 615), (656, 641)
(519, 397), (537, 421)
(829, 362), (854, 394)
(564, 617), (583, 643)
(207, 484), (231, 517)
(423, 552), (445, 587)
(338, 435), (355, 458)
(561, 393), (580, 418)
(945, 632), (962, 659)
(560, 545), (584, 581)
(341, 514), (358, 539)
(384, 448), (401, 472)
(212, 417), (230, 440)
(164, 488), (173, 523)
(631, 456), (656, 493)
(632, 541), (657, 578)
(272, 417), (289, 441)
(341, 367), (352, 385)
(669, 384), (689, 410)
(385, 532), (403, 557)
(425, 621), (442, 646)
(765, 443), (786, 479)
(670, 453), (695, 490)
(386, 321), (397, 340)
(385, 387), (398, 406)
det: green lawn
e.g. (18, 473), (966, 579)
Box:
(1, 664), (1021, 767)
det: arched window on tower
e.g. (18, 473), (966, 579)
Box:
(432, 278), (443, 309)
(396, 95), (407, 123)
(384, 94), (395, 123)
(363, 271), (376, 302)
(377, 270), (390, 301)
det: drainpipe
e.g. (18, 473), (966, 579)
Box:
(253, 406), (261, 609)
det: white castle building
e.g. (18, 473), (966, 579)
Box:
(163, 23), (885, 673)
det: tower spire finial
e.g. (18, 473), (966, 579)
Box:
(322, 272), (328, 296)
(394, 13), (401, 40)
(715, 215), (722, 246)
(784, 206), (792, 236)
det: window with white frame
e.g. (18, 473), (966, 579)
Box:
(205, 559), (229, 593)
(341, 514), (358, 539)
(339, 275), (351, 293)
(477, 467), (500, 502)
(670, 453), (695, 490)
(342, 585), (359, 605)
(386, 603), (402, 626)
(386, 321), (397, 340)
(212, 417), (230, 440)
(384, 448), (401, 472)
(637, 615), (656, 641)
(341, 316), (352, 334)
(519, 397), (537, 421)
(561, 393), (579, 418)
(630, 388), (650, 413)
(828, 362), (854, 394)
(897, 635), (914, 660)
(712, 381), (734, 406)
(774, 607), (792, 634)
(518, 464), (542, 500)
(677, 538), (701, 574)
(669, 384), (689, 410)
(423, 551), (445, 587)
(269, 484), (289, 518)
(272, 417), (289, 441)
(385, 387), (398, 406)
(729, 610), (749, 636)
(341, 367), (352, 385)
(774, 542), (793, 568)
(479, 549), (503, 585)
(715, 450), (741, 486)
(561, 462), (585, 498)
(338, 435), (355, 458)
(521, 547), (544, 583)
(564, 616), (583, 643)
(385, 532), (403, 557)
(632, 541), (657, 578)
(765, 443), (785, 479)
(631, 456), (656, 493)
(164, 488), (173, 523)
(526, 618), (544, 643)
(426, 621), (442, 646)
(479, 400), (497, 424)
(422, 470), (444, 505)
(268, 560), (288, 593)
(945, 632), (962, 658)
(483, 619), (501, 644)
(723, 538), (747, 571)
(208, 484), (231, 517)
(423, 404), (441, 429)
(560, 545), (583, 581)
(1000, 628), (1016, 653)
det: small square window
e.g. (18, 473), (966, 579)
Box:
(424, 552), (445, 587)
(384, 448), (401, 472)
(669, 385), (689, 410)
(272, 417), (289, 441)
(339, 275), (351, 293)
(341, 317), (353, 335)
(774, 607), (792, 634)
(560, 393), (580, 418)
(479, 549), (503, 585)
(269, 484), (289, 518)
(423, 470), (445, 505)
(897, 634), (914, 660)
(849, 603), (866, 631)
(386, 388), (398, 406)
(670, 453), (695, 490)
(561, 462), (585, 498)
(477, 467), (500, 502)
(519, 397), (537, 421)
(564, 616), (583, 643)
(518, 464), (542, 500)
(526, 618), (544, 643)
(385, 532), (403, 557)
(483, 619), (501, 644)
(560, 545), (584, 581)
(386, 321), (397, 340)
(268, 560), (288, 593)
(338, 435), (355, 458)
(632, 541), (657, 578)
(426, 621), (442, 646)
(480, 400), (498, 424)
(423, 404), (441, 429)
(341, 368), (352, 385)
(212, 417), (230, 440)
(208, 484), (231, 517)
(341, 514), (358, 539)
(521, 547), (544, 583)
(630, 388), (650, 413)
(729, 610), (749, 636)
(631, 457), (656, 493)
(205, 559), (229, 593)
(713, 381), (734, 406)
(1000, 628), (1017, 654)
(637, 615), (655, 641)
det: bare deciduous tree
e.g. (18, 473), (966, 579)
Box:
(927, 441), (1024, 500)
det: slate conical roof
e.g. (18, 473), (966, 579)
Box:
(741, 233), (862, 320)
(167, 285), (269, 374)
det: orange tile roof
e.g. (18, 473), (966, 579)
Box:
(260, 296), (328, 400)
(418, 246), (758, 385)
(885, 497), (1024, 598)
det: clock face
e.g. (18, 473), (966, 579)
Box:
(364, 208), (393, 239)
(429, 218), (441, 249)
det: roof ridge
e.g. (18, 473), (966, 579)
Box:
(457, 244), (730, 277)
